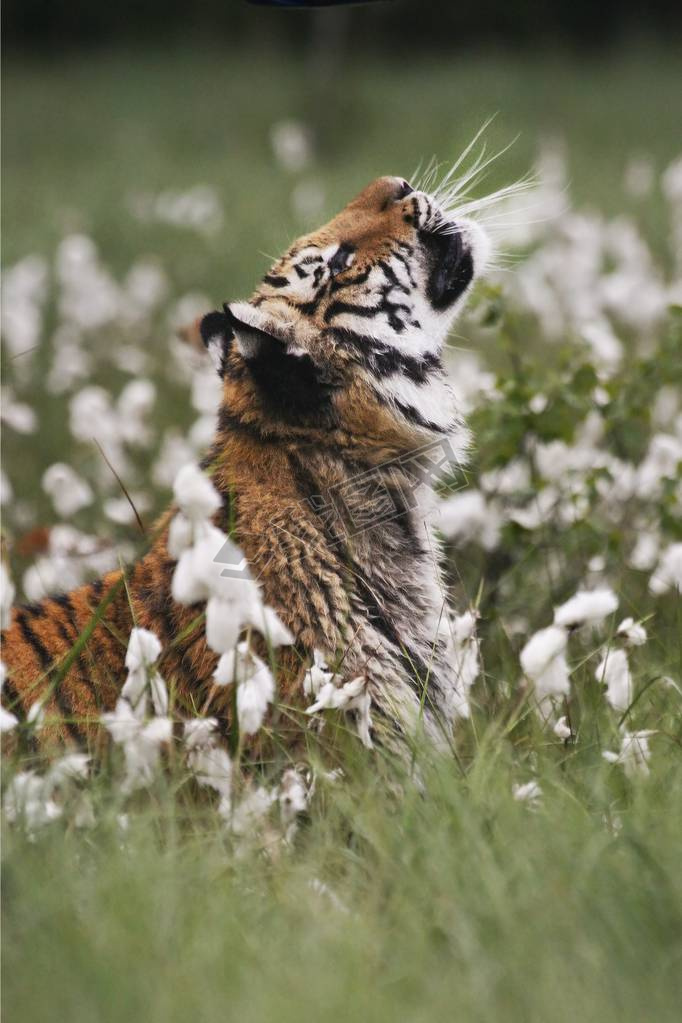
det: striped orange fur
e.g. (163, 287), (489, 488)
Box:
(2, 176), (490, 754)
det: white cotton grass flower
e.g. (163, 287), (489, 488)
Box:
(173, 463), (221, 522)
(279, 769), (309, 826)
(172, 528), (292, 661)
(188, 745), (233, 802)
(306, 667), (374, 749)
(125, 627), (162, 673)
(103, 495), (150, 527)
(439, 610), (481, 720)
(27, 699), (46, 729)
(304, 649), (337, 698)
(520, 625), (570, 708)
(1, 563), (16, 631)
(438, 489), (502, 551)
(117, 377), (156, 421)
(279, 769), (309, 842)
(56, 234), (122, 331)
(649, 543), (682, 595)
(213, 642), (250, 687)
(603, 729), (655, 779)
(20, 526), (124, 604)
(512, 781), (543, 806)
(121, 627), (167, 713)
(0, 390), (38, 434)
(3, 771), (62, 830)
(596, 648), (633, 715)
(183, 717), (219, 751)
(101, 699), (172, 795)
(167, 513), (194, 558)
(41, 462), (94, 517)
(47, 753), (91, 785)
(236, 660), (276, 736)
(0, 254), (48, 360)
(270, 119), (313, 173)
(0, 663), (19, 733)
(68, 385), (118, 444)
(0, 469), (13, 506)
(101, 698), (141, 744)
(169, 462), (291, 662)
(213, 643), (277, 735)
(229, 787), (276, 836)
(148, 671), (169, 717)
(0, 704), (19, 733)
(205, 587), (252, 654)
(183, 718), (232, 814)
(616, 617), (647, 647)
(553, 715), (572, 740)
(171, 524), (230, 605)
(553, 587), (618, 629)
(152, 431), (198, 490)
(259, 605), (294, 648)
(4, 753), (91, 831)
(129, 185), (223, 236)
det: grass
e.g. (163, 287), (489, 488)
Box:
(3, 43), (682, 1023)
(3, 740), (682, 1023)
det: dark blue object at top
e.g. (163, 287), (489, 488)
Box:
(248, 1), (387, 6)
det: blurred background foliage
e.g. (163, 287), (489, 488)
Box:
(4, 0), (682, 51)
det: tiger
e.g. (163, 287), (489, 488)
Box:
(1, 174), (490, 756)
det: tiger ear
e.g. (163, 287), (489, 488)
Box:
(224, 304), (339, 422)
(197, 308), (235, 377)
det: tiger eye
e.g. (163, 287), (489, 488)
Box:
(328, 243), (355, 277)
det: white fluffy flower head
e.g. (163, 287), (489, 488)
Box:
(554, 587), (618, 628)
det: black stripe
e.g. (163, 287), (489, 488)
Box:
(1, 674), (26, 721)
(217, 406), (264, 442)
(263, 274), (289, 288)
(391, 250), (417, 287)
(323, 300), (379, 324)
(16, 609), (52, 671)
(87, 579), (104, 609)
(51, 593), (99, 689)
(329, 266), (372, 294)
(365, 383), (449, 433)
(22, 601), (47, 618)
(393, 399), (447, 433)
(15, 610), (82, 741)
(51, 593), (78, 631)
(289, 298), (321, 316)
(325, 327), (439, 383)
(353, 574), (401, 649)
(352, 569), (440, 703)
(381, 483), (425, 557)
(377, 260), (410, 294)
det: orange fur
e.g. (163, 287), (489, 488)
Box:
(2, 175), (479, 753)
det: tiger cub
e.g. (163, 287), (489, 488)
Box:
(2, 175), (489, 753)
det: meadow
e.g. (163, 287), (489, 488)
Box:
(2, 44), (682, 1022)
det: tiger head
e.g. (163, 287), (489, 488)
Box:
(197, 175), (490, 457)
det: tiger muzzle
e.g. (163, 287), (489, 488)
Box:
(419, 228), (474, 311)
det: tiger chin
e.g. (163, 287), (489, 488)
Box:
(2, 175), (490, 756)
